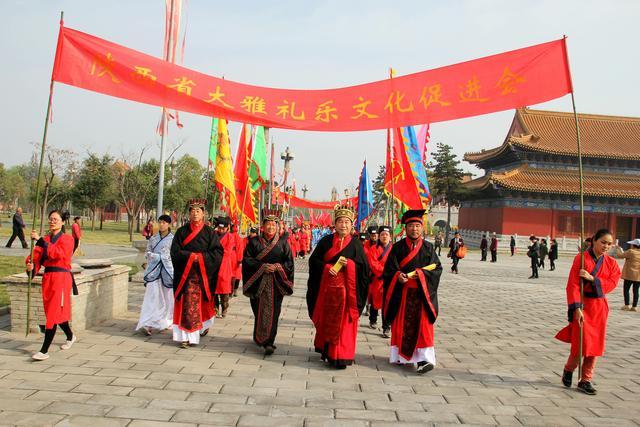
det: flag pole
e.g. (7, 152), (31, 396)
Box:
(563, 35), (585, 381)
(204, 117), (215, 206)
(27, 11), (64, 336)
(388, 67), (396, 240)
(156, 0), (176, 218)
(268, 132), (274, 208)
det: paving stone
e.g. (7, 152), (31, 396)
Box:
(129, 388), (190, 400)
(237, 415), (305, 426)
(72, 383), (134, 395)
(54, 415), (130, 427)
(172, 410), (239, 425)
(335, 409), (397, 421)
(106, 407), (175, 421)
(87, 394), (150, 408)
(44, 401), (113, 416)
(128, 421), (196, 427)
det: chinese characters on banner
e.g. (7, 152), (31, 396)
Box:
(53, 26), (572, 132)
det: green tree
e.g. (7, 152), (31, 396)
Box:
(113, 153), (160, 242)
(0, 166), (28, 210)
(427, 143), (468, 242)
(72, 154), (115, 231)
(164, 154), (205, 223)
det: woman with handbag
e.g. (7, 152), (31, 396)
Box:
(448, 231), (464, 274)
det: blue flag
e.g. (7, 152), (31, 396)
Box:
(355, 160), (374, 231)
(401, 126), (431, 206)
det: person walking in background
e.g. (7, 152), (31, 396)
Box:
(6, 207), (28, 249)
(538, 238), (549, 270)
(490, 233), (498, 262)
(480, 234), (488, 261)
(26, 210), (77, 361)
(616, 238), (640, 312)
(448, 231), (464, 274)
(142, 219), (154, 240)
(549, 239), (559, 271)
(510, 235), (516, 256)
(71, 216), (82, 254)
(527, 236), (539, 279)
(434, 232), (443, 256)
(555, 229), (620, 395)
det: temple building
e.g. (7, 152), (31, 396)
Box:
(459, 108), (640, 246)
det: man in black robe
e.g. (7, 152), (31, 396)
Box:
(307, 204), (370, 369)
(383, 209), (443, 374)
(170, 199), (223, 348)
(242, 209), (294, 355)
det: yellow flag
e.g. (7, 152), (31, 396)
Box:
(214, 118), (238, 216)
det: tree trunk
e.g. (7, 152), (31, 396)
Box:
(136, 211), (141, 233)
(91, 203), (96, 231)
(99, 208), (104, 230)
(128, 214), (134, 242)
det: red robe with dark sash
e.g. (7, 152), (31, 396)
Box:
(216, 232), (236, 294)
(231, 231), (244, 281)
(368, 242), (392, 310)
(555, 249), (620, 357)
(383, 238), (443, 361)
(27, 232), (75, 328)
(307, 233), (370, 366)
(171, 222), (223, 333)
(242, 233), (294, 347)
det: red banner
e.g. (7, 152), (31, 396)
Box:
(276, 194), (357, 210)
(52, 25), (572, 132)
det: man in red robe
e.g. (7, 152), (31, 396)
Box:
(230, 224), (245, 297)
(299, 225), (310, 259)
(307, 204), (370, 369)
(383, 209), (443, 374)
(362, 225), (378, 316)
(171, 199), (223, 348)
(215, 217), (236, 317)
(368, 225), (392, 334)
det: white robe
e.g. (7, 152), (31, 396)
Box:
(136, 232), (174, 331)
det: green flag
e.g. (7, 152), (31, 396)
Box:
(249, 125), (267, 190)
(208, 117), (219, 168)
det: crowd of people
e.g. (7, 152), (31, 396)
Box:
(17, 201), (639, 393)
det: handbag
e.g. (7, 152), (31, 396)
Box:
(456, 246), (467, 259)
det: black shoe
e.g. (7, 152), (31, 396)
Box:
(180, 341), (189, 349)
(264, 345), (275, 356)
(368, 322), (378, 330)
(577, 381), (597, 395)
(562, 369), (573, 387)
(382, 328), (390, 338)
(528, 276), (535, 279)
(416, 361), (434, 374)
(335, 364), (347, 370)
(199, 328), (209, 337)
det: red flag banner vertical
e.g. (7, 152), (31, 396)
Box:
(52, 27), (572, 131)
(233, 124), (257, 224)
(384, 128), (422, 209)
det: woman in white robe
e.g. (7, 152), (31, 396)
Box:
(136, 215), (174, 335)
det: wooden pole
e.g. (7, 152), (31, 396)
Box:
(27, 11), (64, 336)
(564, 36), (586, 381)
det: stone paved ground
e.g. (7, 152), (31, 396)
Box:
(0, 251), (638, 426)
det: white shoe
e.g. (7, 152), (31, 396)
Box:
(60, 335), (77, 350)
(32, 352), (50, 361)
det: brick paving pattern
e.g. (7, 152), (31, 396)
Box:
(0, 252), (638, 426)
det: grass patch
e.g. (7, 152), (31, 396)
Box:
(0, 219), (140, 247)
(0, 255), (26, 307)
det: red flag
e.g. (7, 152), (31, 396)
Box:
(309, 209), (316, 227)
(233, 124), (256, 223)
(384, 128), (422, 209)
(52, 26), (571, 132)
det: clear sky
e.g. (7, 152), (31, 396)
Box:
(1, 0), (638, 199)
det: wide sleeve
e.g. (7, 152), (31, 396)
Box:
(170, 230), (192, 266)
(422, 243), (443, 290)
(306, 235), (330, 318)
(565, 254), (583, 322)
(598, 256), (621, 295)
(43, 235), (74, 262)
(205, 230), (224, 294)
(353, 240), (371, 313)
(279, 238), (295, 283)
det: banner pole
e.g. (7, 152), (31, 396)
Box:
(563, 36), (585, 382)
(204, 117), (215, 207)
(156, 0), (176, 218)
(27, 11), (64, 336)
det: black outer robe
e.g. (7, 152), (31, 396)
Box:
(170, 223), (223, 300)
(306, 233), (370, 319)
(242, 234), (295, 297)
(382, 238), (443, 325)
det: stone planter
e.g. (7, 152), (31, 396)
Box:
(3, 265), (131, 333)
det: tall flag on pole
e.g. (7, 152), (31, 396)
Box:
(208, 117), (219, 169)
(355, 160), (373, 231)
(249, 126), (267, 191)
(384, 127), (422, 209)
(401, 126), (432, 206)
(214, 118), (238, 217)
(233, 124), (257, 224)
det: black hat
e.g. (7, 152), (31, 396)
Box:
(401, 209), (426, 225)
(359, 232), (367, 240)
(367, 225), (378, 234)
(249, 227), (258, 234)
(378, 225), (391, 234)
(216, 217), (231, 228)
(158, 214), (172, 224)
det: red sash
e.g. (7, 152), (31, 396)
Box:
(174, 223), (211, 301)
(384, 238), (422, 313)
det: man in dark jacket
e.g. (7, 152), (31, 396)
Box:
(6, 207), (28, 249)
(480, 234), (488, 261)
(527, 236), (540, 279)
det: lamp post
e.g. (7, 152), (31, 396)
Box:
(302, 184), (308, 199)
(280, 147), (295, 190)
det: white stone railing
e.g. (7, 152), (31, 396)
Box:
(457, 229), (583, 255)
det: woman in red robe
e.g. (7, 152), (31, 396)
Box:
(215, 217), (236, 317)
(26, 210), (77, 361)
(231, 224), (245, 297)
(368, 225), (393, 334)
(307, 205), (370, 369)
(555, 228), (620, 395)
